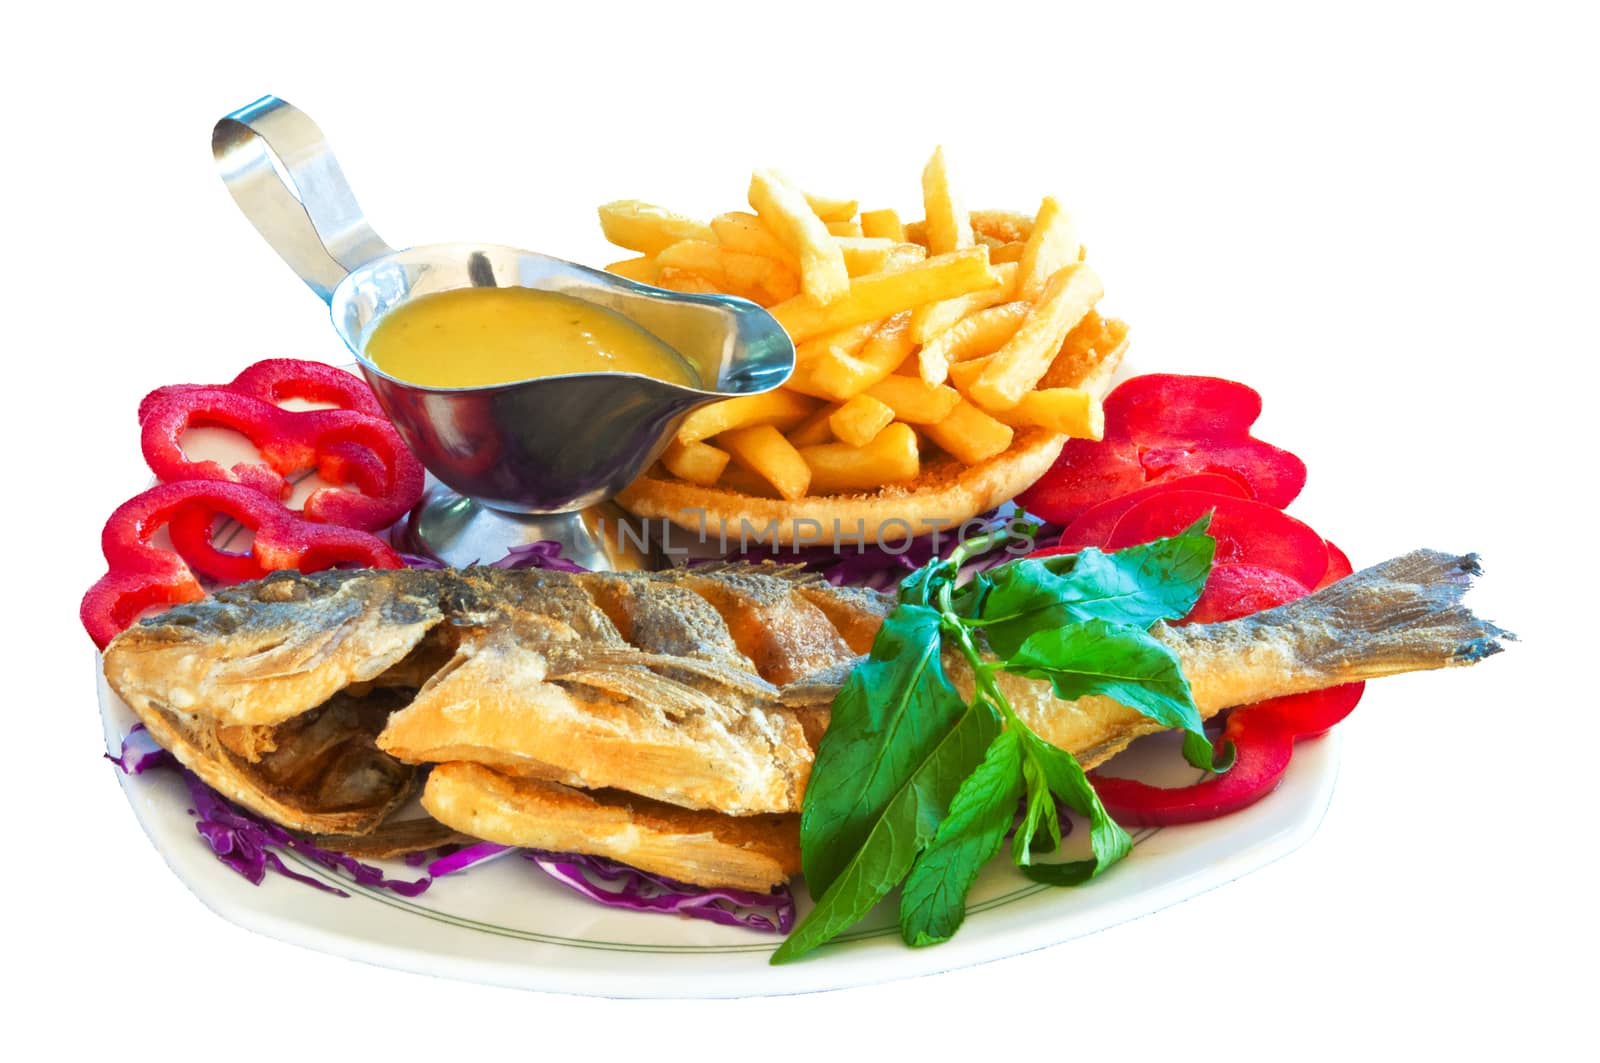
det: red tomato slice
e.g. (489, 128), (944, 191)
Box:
(1104, 374), (1263, 440)
(1315, 540), (1354, 589)
(1139, 439), (1308, 509)
(1015, 436), (1145, 525)
(1106, 491), (1330, 589)
(1246, 682), (1365, 739)
(1057, 476), (1250, 551)
(1182, 563), (1310, 624)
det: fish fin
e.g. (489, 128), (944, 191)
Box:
(1192, 549), (1513, 683)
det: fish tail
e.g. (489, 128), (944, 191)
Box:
(1231, 549), (1513, 683)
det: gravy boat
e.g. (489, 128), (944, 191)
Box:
(212, 96), (794, 568)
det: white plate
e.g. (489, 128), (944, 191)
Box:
(99, 393), (1341, 997)
(99, 667), (1338, 998)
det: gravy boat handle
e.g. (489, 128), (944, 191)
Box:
(213, 96), (393, 304)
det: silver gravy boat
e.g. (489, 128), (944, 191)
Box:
(212, 96), (794, 569)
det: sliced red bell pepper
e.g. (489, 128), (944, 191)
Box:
(1182, 563), (1311, 624)
(139, 386), (424, 531)
(1090, 683), (1365, 825)
(1106, 491), (1331, 589)
(1015, 437), (1146, 524)
(1053, 475), (1250, 551)
(137, 358), (385, 421)
(1103, 374), (1263, 440)
(1019, 374), (1309, 523)
(80, 480), (403, 648)
(1316, 540), (1354, 589)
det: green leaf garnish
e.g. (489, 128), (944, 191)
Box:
(775, 521), (1218, 964)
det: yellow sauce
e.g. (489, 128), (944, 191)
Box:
(364, 287), (699, 388)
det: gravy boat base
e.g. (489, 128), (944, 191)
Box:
(402, 484), (659, 571)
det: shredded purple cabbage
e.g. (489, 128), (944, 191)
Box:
(426, 840), (511, 876)
(489, 541), (589, 572)
(523, 850), (795, 933)
(103, 723), (174, 775)
(108, 729), (429, 898)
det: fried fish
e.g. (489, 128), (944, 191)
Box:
(101, 551), (1507, 886)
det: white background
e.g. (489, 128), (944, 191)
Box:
(5, 1), (1593, 1058)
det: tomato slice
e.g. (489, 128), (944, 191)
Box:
(1182, 563), (1310, 624)
(1139, 439), (1307, 509)
(1015, 436), (1145, 525)
(1104, 374), (1263, 440)
(1055, 476), (1250, 551)
(1106, 491), (1330, 588)
(1316, 540), (1354, 589)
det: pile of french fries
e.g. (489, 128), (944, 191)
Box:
(598, 148), (1122, 500)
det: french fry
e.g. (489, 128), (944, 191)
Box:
(983, 387), (1104, 439)
(748, 169), (851, 305)
(794, 319), (881, 366)
(676, 390), (816, 445)
(828, 394), (896, 447)
(859, 208), (905, 241)
(804, 191), (858, 223)
(826, 220), (864, 238)
(769, 248), (999, 342)
(969, 263), (1103, 410)
(946, 355), (993, 395)
(604, 256), (659, 284)
(800, 422), (920, 495)
(970, 209), (1034, 244)
(806, 312), (913, 400)
(661, 438), (731, 486)
(835, 236), (898, 276)
(917, 300), (1032, 385)
(903, 218), (928, 246)
(909, 261), (1020, 344)
(882, 243), (928, 271)
(656, 239), (798, 305)
(786, 405), (837, 447)
(989, 241), (1027, 264)
(598, 200), (714, 256)
(1041, 311), (1128, 393)
(710, 211), (798, 269)
(655, 268), (722, 295)
(866, 375), (961, 424)
(717, 461), (781, 498)
(923, 399), (1015, 464)
(921, 146), (973, 255)
(1016, 196), (1081, 302)
(719, 424), (812, 501)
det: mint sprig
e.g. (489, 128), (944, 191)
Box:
(772, 518), (1220, 964)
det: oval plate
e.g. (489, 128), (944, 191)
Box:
(96, 375), (1340, 997)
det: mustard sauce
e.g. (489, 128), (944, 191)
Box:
(364, 287), (698, 388)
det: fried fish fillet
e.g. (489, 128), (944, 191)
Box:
(422, 762), (799, 891)
(102, 552), (1507, 884)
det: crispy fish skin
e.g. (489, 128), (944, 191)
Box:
(422, 763), (800, 892)
(103, 550), (1507, 861)
(103, 569), (445, 728)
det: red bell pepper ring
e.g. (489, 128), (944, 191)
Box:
(137, 358), (385, 421)
(1106, 491), (1331, 589)
(1090, 683), (1365, 826)
(1052, 474), (1250, 552)
(80, 481), (403, 649)
(139, 386), (424, 531)
(1017, 374), (1309, 523)
(1316, 540), (1354, 589)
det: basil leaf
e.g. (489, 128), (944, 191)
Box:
(1016, 728), (1131, 886)
(772, 700), (1001, 964)
(979, 529), (1215, 658)
(899, 723), (1022, 947)
(800, 605), (967, 896)
(1004, 619), (1220, 770)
